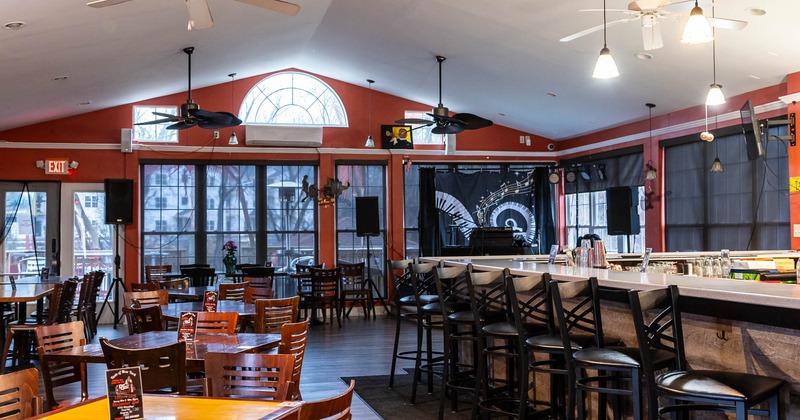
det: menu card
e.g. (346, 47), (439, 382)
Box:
(203, 291), (218, 312)
(106, 366), (144, 420)
(548, 244), (559, 265)
(177, 311), (198, 342)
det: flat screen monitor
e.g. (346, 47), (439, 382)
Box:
(740, 100), (764, 161)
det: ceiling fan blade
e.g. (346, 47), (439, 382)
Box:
(642, 22), (664, 50)
(577, 9), (632, 13)
(194, 110), (243, 129)
(395, 118), (434, 125)
(235, 0), (300, 16)
(628, 0), (670, 11)
(427, 113), (464, 125)
(452, 113), (493, 130)
(432, 124), (464, 135)
(560, 19), (634, 43)
(708, 17), (747, 30)
(152, 112), (181, 119)
(135, 117), (179, 126)
(167, 120), (197, 130)
(186, 0), (214, 30)
(660, 0), (700, 12)
(86, 0), (133, 7)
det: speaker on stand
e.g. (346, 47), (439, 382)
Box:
(355, 197), (389, 315)
(98, 179), (133, 329)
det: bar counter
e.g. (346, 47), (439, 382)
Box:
(424, 255), (800, 417)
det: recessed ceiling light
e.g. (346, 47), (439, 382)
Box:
(767, 51), (779, 57)
(52, 76), (69, 81)
(3, 21), (25, 30)
(546, 92), (557, 97)
(498, 112), (506, 117)
(79, 101), (92, 106)
(635, 52), (653, 60)
(747, 75), (761, 80)
(746, 8), (766, 16)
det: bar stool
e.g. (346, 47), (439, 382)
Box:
(526, 277), (622, 420)
(477, 272), (553, 419)
(387, 259), (441, 404)
(629, 285), (784, 420)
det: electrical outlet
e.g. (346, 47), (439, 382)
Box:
(213, 130), (220, 140)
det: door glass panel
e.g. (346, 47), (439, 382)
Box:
(73, 191), (114, 298)
(2, 191), (47, 275)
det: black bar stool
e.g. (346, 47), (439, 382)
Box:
(629, 285), (784, 420)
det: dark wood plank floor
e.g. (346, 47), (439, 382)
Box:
(36, 313), (427, 419)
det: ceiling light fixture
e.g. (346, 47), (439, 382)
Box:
(681, 0), (713, 44)
(228, 73), (238, 145)
(592, 0), (619, 79)
(705, 2), (725, 106)
(2, 21), (25, 30)
(365, 79), (375, 148)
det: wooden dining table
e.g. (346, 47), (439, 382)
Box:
(41, 330), (281, 370)
(30, 394), (302, 419)
(159, 300), (256, 322)
(0, 283), (55, 324)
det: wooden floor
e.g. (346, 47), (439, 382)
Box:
(37, 311), (426, 419)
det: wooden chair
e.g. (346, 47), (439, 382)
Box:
(299, 379), (355, 420)
(145, 264), (172, 283)
(244, 268), (275, 302)
(203, 353), (295, 400)
(35, 321), (88, 411)
(338, 262), (374, 320)
(254, 296), (300, 334)
(219, 282), (249, 301)
(196, 312), (239, 335)
(85, 271), (105, 338)
(122, 290), (169, 308)
(296, 264), (323, 322)
(71, 275), (94, 339)
(2, 279), (79, 374)
(179, 263), (210, 274)
(278, 319), (309, 401)
(182, 267), (216, 287)
(308, 267), (342, 327)
(242, 266), (275, 277)
(236, 263), (260, 272)
(100, 337), (187, 395)
(124, 305), (165, 334)
(130, 282), (159, 292)
(0, 367), (41, 418)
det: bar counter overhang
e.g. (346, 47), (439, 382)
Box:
(423, 254), (800, 417)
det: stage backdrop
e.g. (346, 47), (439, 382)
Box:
(419, 168), (555, 256)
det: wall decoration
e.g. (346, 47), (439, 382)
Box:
(381, 125), (414, 149)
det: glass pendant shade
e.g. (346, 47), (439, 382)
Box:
(705, 83), (725, 105)
(228, 132), (238, 145)
(364, 134), (375, 148)
(710, 157), (724, 172)
(681, 5), (713, 44)
(645, 168), (658, 181)
(592, 47), (619, 79)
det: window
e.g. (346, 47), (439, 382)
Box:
(133, 106), (179, 143)
(404, 111), (444, 145)
(239, 72), (347, 126)
(664, 125), (789, 251)
(142, 163), (318, 279)
(83, 195), (99, 208)
(565, 188), (646, 253)
(336, 164), (386, 297)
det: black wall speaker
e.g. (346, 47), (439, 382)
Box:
(355, 196), (380, 237)
(606, 186), (640, 236)
(105, 178), (133, 225)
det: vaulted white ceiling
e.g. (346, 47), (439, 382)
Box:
(1, 0), (798, 140)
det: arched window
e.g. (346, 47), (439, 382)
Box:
(239, 71), (348, 126)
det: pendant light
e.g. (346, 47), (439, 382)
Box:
(705, 2), (725, 105)
(592, 0), (619, 79)
(228, 73), (238, 145)
(645, 103), (657, 181)
(710, 108), (723, 172)
(681, 0), (713, 44)
(364, 79), (375, 147)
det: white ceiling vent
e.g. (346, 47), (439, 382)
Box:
(245, 125), (323, 147)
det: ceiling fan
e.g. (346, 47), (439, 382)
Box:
(395, 56), (493, 135)
(135, 47), (242, 131)
(560, 0), (747, 51)
(87, 0), (299, 30)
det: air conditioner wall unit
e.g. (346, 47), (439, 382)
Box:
(245, 125), (323, 147)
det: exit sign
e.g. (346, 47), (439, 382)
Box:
(44, 159), (69, 175)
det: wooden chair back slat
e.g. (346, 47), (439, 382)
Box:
(100, 338), (187, 395)
(0, 368), (40, 418)
(203, 353), (294, 401)
(278, 319), (309, 400)
(35, 321), (87, 411)
(254, 296), (300, 334)
(299, 379), (355, 420)
(196, 312), (239, 335)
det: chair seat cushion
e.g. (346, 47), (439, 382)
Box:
(482, 321), (548, 338)
(656, 370), (785, 403)
(526, 333), (623, 351)
(399, 294), (439, 306)
(447, 309), (506, 325)
(573, 346), (675, 369)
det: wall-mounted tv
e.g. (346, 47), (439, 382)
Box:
(740, 100), (764, 161)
